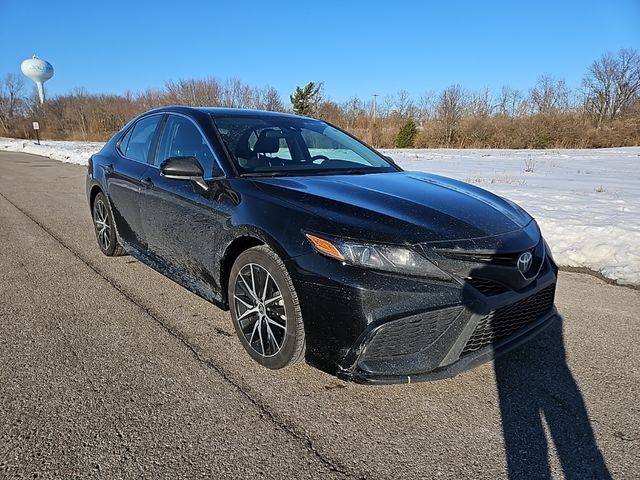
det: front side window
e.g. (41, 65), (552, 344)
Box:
(213, 115), (396, 176)
(121, 115), (162, 163)
(156, 115), (216, 175)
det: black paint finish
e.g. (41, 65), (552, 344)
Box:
(87, 106), (558, 383)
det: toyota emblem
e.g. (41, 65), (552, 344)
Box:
(517, 251), (533, 274)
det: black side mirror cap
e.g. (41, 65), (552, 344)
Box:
(160, 156), (211, 192)
(160, 156), (204, 179)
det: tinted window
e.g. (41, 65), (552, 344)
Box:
(156, 115), (216, 175)
(213, 115), (394, 176)
(123, 115), (162, 163)
(117, 127), (133, 155)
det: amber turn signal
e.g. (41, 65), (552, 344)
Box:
(305, 233), (345, 261)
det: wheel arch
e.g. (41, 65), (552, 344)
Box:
(220, 236), (265, 308)
(89, 184), (103, 212)
(219, 229), (293, 308)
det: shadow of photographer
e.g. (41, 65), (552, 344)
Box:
(458, 260), (611, 479)
(493, 314), (611, 479)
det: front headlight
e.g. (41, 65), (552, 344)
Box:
(305, 233), (451, 281)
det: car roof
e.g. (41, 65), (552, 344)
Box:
(143, 105), (312, 121)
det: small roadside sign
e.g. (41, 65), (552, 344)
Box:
(32, 121), (41, 145)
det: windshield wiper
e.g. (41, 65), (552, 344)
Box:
(240, 171), (290, 178)
(240, 168), (385, 178)
(312, 169), (376, 176)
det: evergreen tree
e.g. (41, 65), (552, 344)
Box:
(290, 82), (321, 115)
(396, 120), (417, 148)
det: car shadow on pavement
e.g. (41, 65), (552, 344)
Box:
(493, 314), (611, 479)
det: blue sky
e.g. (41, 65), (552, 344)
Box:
(1, 0), (638, 102)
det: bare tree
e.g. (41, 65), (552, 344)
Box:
(437, 84), (465, 144)
(165, 78), (222, 106)
(70, 87), (90, 138)
(254, 86), (285, 112)
(582, 48), (640, 127)
(467, 88), (492, 117)
(417, 91), (436, 124)
(138, 88), (169, 110)
(316, 100), (342, 123)
(379, 94), (395, 119)
(0, 73), (26, 132)
(222, 78), (253, 108)
(529, 75), (570, 114)
(393, 89), (417, 118)
(312, 82), (325, 114)
(496, 86), (525, 117)
(343, 95), (366, 127)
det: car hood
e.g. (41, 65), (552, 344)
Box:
(251, 171), (534, 246)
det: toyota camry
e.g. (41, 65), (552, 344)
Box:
(86, 106), (558, 384)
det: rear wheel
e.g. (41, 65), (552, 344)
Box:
(228, 245), (305, 369)
(92, 192), (126, 257)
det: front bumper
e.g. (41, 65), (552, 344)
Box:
(288, 246), (558, 384)
(345, 308), (557, 385)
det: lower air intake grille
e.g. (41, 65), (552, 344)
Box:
(465, 277), (510, 296)
(364, 307), (463, 359)
(462, 285), (556, 354)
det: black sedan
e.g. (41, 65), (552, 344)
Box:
(86, 106), (558, 384)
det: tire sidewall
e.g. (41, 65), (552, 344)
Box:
(228, 247), (302, 369)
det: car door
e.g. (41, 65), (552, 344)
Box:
(140, 114), (232, 298)
(107, 114), (163, 251)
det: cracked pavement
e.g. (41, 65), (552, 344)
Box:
(0, 151), (638, 479)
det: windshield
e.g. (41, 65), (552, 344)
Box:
(212, 114), (398, 176)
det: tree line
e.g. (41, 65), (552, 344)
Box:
(1, 48), (638, 149)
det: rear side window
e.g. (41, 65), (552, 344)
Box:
(117, 128), (133, 155)
(120, 115), (162, 163)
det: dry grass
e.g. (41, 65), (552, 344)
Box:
(2, 79), (639, 149)
(463, 175), (525, 186)
(523, 157), (536, 173)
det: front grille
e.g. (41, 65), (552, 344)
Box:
(461, 285), (556, 354)
(437, 250), (518, 265)
(364, 307), (463, 359)
(465, 277), (510, 296)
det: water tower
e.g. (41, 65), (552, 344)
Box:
(21, 55), (54, 104)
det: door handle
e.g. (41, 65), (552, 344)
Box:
(141, 177), (154, 189)
(105, 164), (113, 174)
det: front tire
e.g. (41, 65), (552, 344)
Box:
(92, 192), (126, 257)
(228, 245), (305, 369)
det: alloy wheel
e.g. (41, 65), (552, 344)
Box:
(233, 263), (287, 357)
(93, 199), (111, 251)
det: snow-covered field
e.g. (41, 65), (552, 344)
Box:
(2, 137), (639, 286)
(383, 148), (640, 286)
(0, 138), (104, 165)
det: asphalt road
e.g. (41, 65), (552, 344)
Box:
(0, 151), (638, 479)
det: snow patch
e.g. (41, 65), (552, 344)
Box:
(0, 137), (104, 165)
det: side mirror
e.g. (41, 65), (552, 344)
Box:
(160, 156), (204, 179)
(160, 156), (209, 192)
